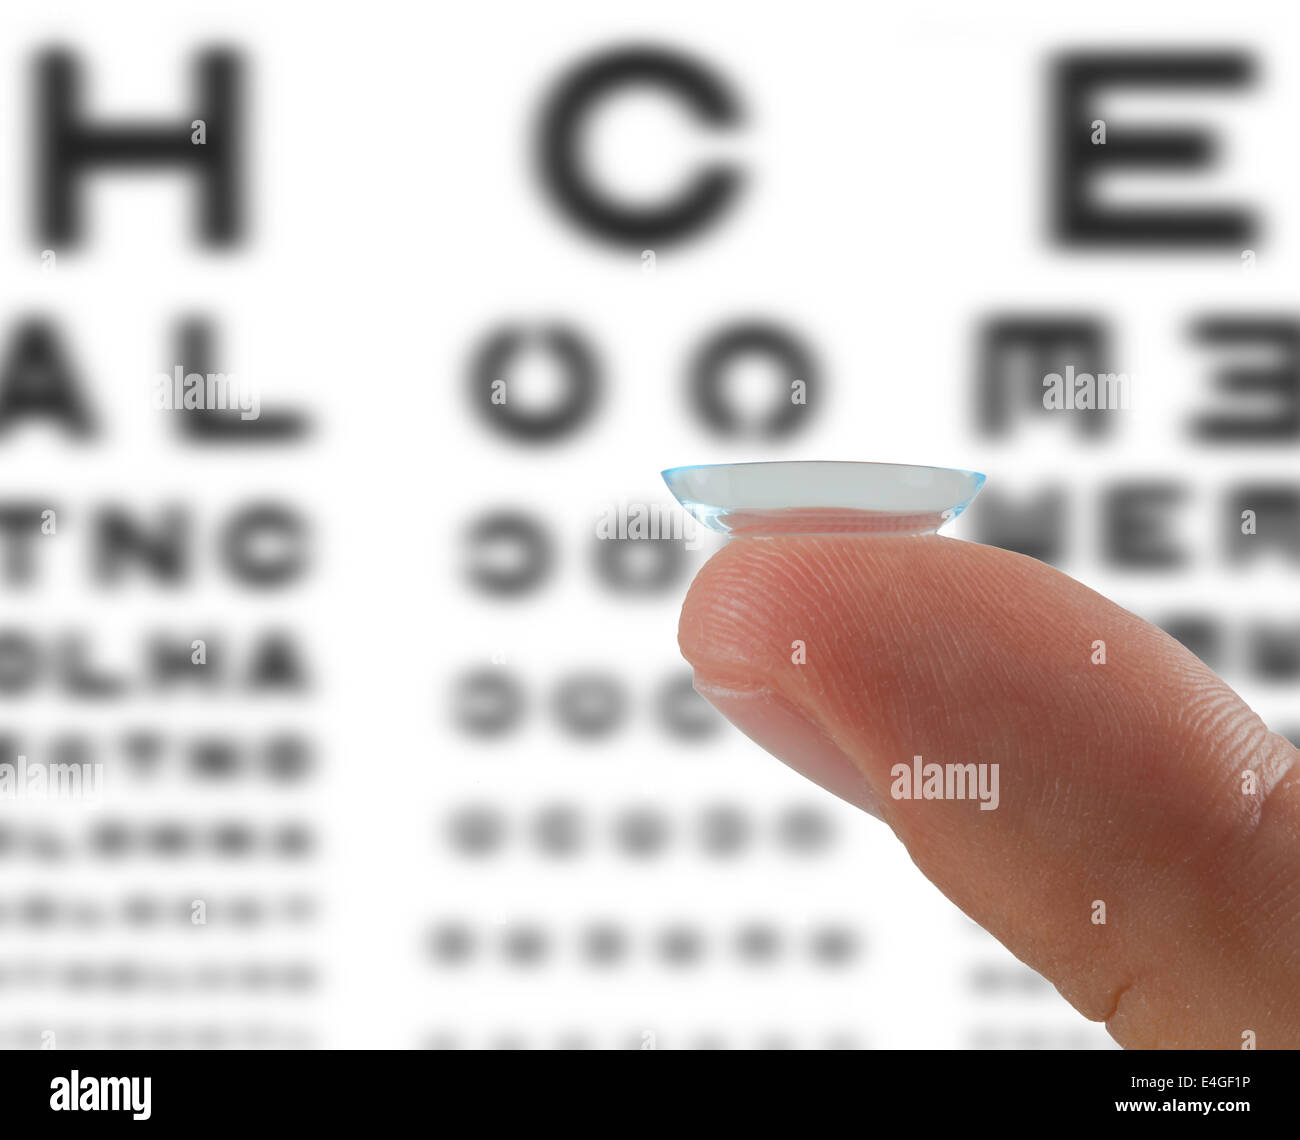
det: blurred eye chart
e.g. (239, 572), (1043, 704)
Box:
(1, 0), (1296, 1051)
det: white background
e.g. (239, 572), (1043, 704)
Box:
(1, 0), (1296, 1048)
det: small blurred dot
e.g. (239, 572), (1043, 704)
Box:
(264, 734), (312, 781)
(823, 1032), (861, 1050)
(22, 896), (56, 927)
(555, 1032), (593, 1050)
(213, 824), (253, 856)
(69, 900), (99, 928)
(735, 922), (782, 964)
(284, 963), (315, 991)
(108, 962), (138, 991)
(809, 924), (860, 966)
(655, 673), (720, 740)
(195, 1026), (224, 1049)
(614, 806), (669, 857)
(241, 963), (272, 991)
(594, 535), (685, 595)
(30, 829), (65, 861)
(64, 963), (94, 990)
(656, 924), (704, 967)
(490, 1033), (528, 1050)
(691, 1034), (726, 1050)
(425, 1032), (460, 1050)
(699, 804), (750, 856)
(121, 731), (164, 775)
(464, 510), (554, 598)
(453, 669), (525, 738)
(552, 672), (627, 739)
(428, 921), (476, 965)
(757, 1033), (795, 1050)
(275, 824), (314, 857)
(447, 805), (506, 856)
(230, 897), (263, 926)
(776, 805), (832, 853)
(580, 921), (628, 966)
(91, 820), (132, 857)
(532, 803), (584, 857)
(283, 894), (316, 922)
(123, 895), (158, 925)
(149, 823), (192, 857)
(501, 923), (549, 967)
(191, 738), (239, 779)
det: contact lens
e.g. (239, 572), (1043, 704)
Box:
(661, 461), (985, 537)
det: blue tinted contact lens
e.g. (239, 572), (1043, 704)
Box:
(661, 461), (985, 537)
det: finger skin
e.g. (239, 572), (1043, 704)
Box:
(678, 534), (1300, 1048)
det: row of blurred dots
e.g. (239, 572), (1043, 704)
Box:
(453, 669), (718, 740)
(425, 930), (1085, 984)
(470, 322), (820, 445)
(0, 893), (315, 928)
(470, 320), (1300, 449)
(445, 802), (834, 859)
(464, 510), (700, 597)
(968, 1028), (1113, 1050)
(428, 919), (862, 969)
(1, 1024), (1103, 1051)
(424, 1031), (866, 1051)
(2, 735), (314, 781)
(464, 497), (1300, 604)
(1, 1026), (313, 1050)
(0, 960), (316, 992)
(0, 819), (315, 860)
(420, 1029), (1109, 1050)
